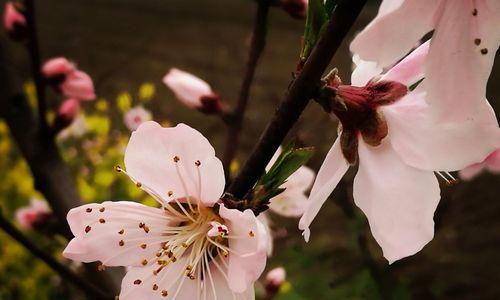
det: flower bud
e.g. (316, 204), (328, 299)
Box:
(53, 98), (80, 132)
(15, 198), (52, 230)
(42, 57), (76, 79)
(265, 267), (286, 295)
(3, 1), (27, 41)
(61, 70), (96, 100)
(163, 68), (223, 114)
(123, 106), (152, 131)
(281, 0), (308, 19)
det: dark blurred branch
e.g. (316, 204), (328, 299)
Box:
(0, 37), (122, 296)
(0, 208), (109, 300)
(228, 0), (367, 198)
(222, 0), (270, 178)
(24, 0), (49, 134)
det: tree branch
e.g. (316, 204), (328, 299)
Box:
(228, 0), (368, 198)
(222, 0), (271, 177)
(24, 0), (49, 134)
(0, 209), (110, 300)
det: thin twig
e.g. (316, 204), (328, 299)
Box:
(228, 0), (368, 198)
(24, 0), (49, 134)
(0, 209), (109, 300)
(222, 0), (271, 178)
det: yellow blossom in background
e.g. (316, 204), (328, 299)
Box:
(46, 110), (55, 124)
(85, 115), (110, 137)
(161, 119), (172, 128)
(138, 82), (155, 102)
(77, 177), (97, 202)
(95, 98), (109, 112)
(116, 92), (132, 112)
(279, 281), (292, 294)
(23, 81), (37, 109)
(230, 159), (240, 177)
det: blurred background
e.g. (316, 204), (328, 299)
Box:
(1, 0), (499, 299)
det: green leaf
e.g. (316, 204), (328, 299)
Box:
(300, 0), (338, 62)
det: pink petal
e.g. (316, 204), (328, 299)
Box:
(63, 201), (172, 267)
(383, 89), (500, 171)
(123, 106), (153, 131)
(459, 163), (485, 181)
(163, 68), (214, 109)
(425, 0), (500, 122)
(219, 206), (268, 293)
(265, 267), (286, 286)
(58, 98), (81, 122)
(3, 2), (26, 31)
(201, 261), (255, 300)
(124, 122), (225, 207)
(61, 70), (96, 100)
(298, 138), (350, 242)
(41, 57), (75, 78)
(119, 256), (198, 300)
(485, 148), (500, 172)
(257, 213), (274, 256)
(381, 40), (429, 86)
(350, 0), (438, 68)
(353, 139), (440, 263)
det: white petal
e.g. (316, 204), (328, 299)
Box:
(381, 40), (429, 86)
(162, 68), (213, 109)
(298, 138), (349, 241)
(64, 201), (171, 267)
(124, 121), (225, 207)
(350, 0), (438, 68)
(351, 54), (383, 86)
(353, 139), (440, 263)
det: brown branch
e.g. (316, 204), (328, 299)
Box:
(24, 0), (49, 134)
(222, 0), (271, 178)
(0, 208), (110, 300)
(228, 0), (368, 198)
(0, 36), (123, 297)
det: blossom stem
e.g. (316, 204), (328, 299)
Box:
(228, 0), (368, 199)
(222, 0), (271, 178)
(0, 208), (109, 300)
(24, 0), (49, 134)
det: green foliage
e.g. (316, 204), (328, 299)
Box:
(300, 0), (337, 62)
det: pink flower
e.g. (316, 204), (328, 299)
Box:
(265, 267), (286, 289)
(163, 68), (223, 114)
(42, 57), (96, 101)
(460, 148), (500, 180)
(350, 0), (500, 123)
(63, 122), (269, 299)
(15, 198), (51, 230)
(3, 1), (27, 40)
(266, 148), (315, 218)
(281, 0), (308, 19)
(299, 42), (500, 263)
(58, 98), (80, 123)
(123, 106), (152, 131)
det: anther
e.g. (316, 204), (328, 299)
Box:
(152, 284), (158, 291)
(173, 156), (180, 163)
(85, 225), (91, 233)
(86, 208), (92, 213)
(139, 222), (145, 228)
(99, 218), (106, 224)
(143, 225), (150, 233)
(115, 166), (122, 172)
(472, 8), (478, 16)
(141, 259), (148, 266)
(181, 242), (188, 248)
(481, 48), (488, 55)
(119, 240), (125, 246)
(195, 160), (201, 166)
(248, 230), (255, 237)
(140, 244), (147, 249)
(161, 290), (168, 297)
(133, 279), (142, 285)
(167, 191), (173, 197)
(118, 229), (124, 235)
(136, 182), (142, 188)
(99, 207), (105, 212)
(98, 264), (105, 272)
(474, 38), (481, 46)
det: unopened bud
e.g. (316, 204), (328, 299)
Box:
(54, 98), (80, 132)
(3, 1), (27, 42)
(265, 267), (286, 295)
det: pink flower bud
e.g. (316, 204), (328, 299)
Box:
(281, 0), (308, 20)
(3, 1), (27, 40)
(60, 70), (96, 100)
(15, 198), (51, 230)
(123, 106), (152, 131)
(42, 57), (76, 78)
(265, 267), (286, 295)
(163, 68), (223, 114)
(53, 98), (80, 132)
